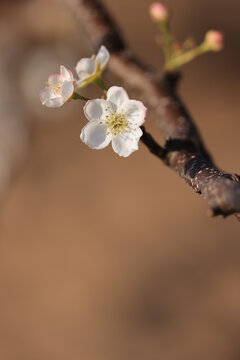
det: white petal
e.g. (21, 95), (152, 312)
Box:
(80, 121), (112, 149)
(129, 126), (143, 139)
(40, 87), (54, 104)
(61, 81), (74, 101)
(60, 65), (73, 81)
(122, 100), (147, 126)
(95, 45), (110, 69)
(112, 134), (139, 157)
(78, 72), (91, 83)
(84, 99), (115, 122)
(75, 58), (95, 78)
(48, 73), (63, 85)
(117, 127), (143, 141)
(40, 88), (64, 107)
(45, 97), (64, 108)
(75, 79), (88, 88)
(107, 86), (129, 109)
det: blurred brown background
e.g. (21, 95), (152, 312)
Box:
(1, 0), (240, 359)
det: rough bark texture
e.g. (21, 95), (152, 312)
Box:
(64, 0), (240, 217)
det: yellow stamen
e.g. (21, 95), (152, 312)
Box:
(106, 112), (129, 136)
(46, 80), (63, 96)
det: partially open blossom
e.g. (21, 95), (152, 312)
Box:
(80, 86), (147, 157)
(75, 46), (110, 88)
(204, 31), (224, 52)
(40, 66), (74, 108)
(149, 2), (169, 22)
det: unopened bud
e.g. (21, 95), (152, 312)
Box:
(149, 2), (169, 22)
(204, 30), (224, 52)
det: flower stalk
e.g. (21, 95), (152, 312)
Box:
(71, 92), (90, 101)
(165, 42), (210, 71)
(158, 20), (174, 62)
(94, 77), (108, 95)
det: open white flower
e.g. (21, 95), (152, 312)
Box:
(80, 86), (147, 157)
(75, 46), (110, 88)
(40, 66), (74, 108)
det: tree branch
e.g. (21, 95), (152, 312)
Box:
(64, 0), (240, 217)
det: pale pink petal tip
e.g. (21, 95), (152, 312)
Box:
(60, 65), (74, 81)
(149, 2), (168, 22)
(205, 30), (224, 51)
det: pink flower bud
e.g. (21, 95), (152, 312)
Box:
(205, 31), (224, 52)
(149, 2), (169, 22)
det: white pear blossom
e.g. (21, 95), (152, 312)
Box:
(40, 66), (74, 108)
(80, 86), (147, 157)
(75, 46), (110, 88)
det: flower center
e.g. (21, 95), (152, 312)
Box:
(46, 81), (63, 96)
(106, 112), (129, 136)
